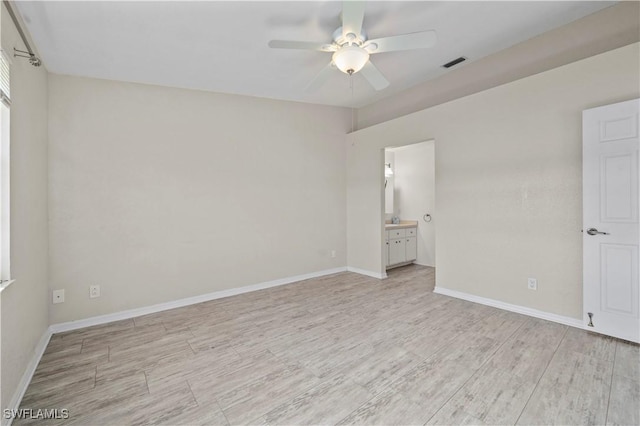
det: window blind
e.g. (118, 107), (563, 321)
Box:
(0, 50), (10, 107)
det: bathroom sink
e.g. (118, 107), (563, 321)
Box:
(385, 221), (419, 230)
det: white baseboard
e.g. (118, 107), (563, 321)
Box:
(4, 328), (53, 426)
(346, 266), (385, 279)
(50, 267), (348, 334)
(433, 286), (583, 329)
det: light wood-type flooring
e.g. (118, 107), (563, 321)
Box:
(16, 265), (640, 425)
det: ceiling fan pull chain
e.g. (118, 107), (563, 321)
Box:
(350, 73), (355, 133)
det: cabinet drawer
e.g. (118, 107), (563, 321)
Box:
(388, 228), (406, 239)
(406, 227), (417, 237)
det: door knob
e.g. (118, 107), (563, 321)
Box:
(586, 228), (609, 236)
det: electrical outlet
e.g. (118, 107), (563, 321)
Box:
(527, 278), (538, 290)
(52, 289), (65, 304)
(89, 285), (101, 298)
(330, 250), (336, 258)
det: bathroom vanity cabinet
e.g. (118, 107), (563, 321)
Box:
(385, 223), (418, 269)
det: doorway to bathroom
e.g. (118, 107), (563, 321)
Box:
(384, 140), (435, 268)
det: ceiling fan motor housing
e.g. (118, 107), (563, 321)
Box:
(332, 27), (368, 48)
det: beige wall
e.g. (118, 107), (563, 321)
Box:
(48, 74), (350, 324)
(0, 3), (49, 414)
(347, 43), (640, 319)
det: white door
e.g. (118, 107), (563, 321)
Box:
(583, 98), (640, 343)
(389, 238), (405, 265)
(405, 237), (417, 262)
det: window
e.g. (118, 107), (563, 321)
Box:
(0, 48), (11, 287)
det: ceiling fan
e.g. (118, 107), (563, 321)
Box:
(268, 1), (437, 92)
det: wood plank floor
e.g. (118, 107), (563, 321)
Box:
(16, 265), (640, 425)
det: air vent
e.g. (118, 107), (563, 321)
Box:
(442, 57), (467, 69)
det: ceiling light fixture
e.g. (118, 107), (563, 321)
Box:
(332, 45), (369, 75)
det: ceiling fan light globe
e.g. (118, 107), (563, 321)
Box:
(332, 45), (369, 74)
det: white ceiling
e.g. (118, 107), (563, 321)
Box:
(16, 1), (615, 108)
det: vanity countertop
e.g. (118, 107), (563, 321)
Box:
(385, 221), (418, 230)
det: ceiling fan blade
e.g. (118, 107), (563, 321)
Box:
(268, 40), (336, 52)
(342, 1), (365, 38)
(360, 61), (389, 91)
(305, 62), (337, 92)
(365, 30), (437, 54)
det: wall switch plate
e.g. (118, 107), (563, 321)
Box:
(89, 285), (101, 298)
(52, 289), (65, 304)
(330, 250), (336, 258)
(527, 278), (538, 290)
